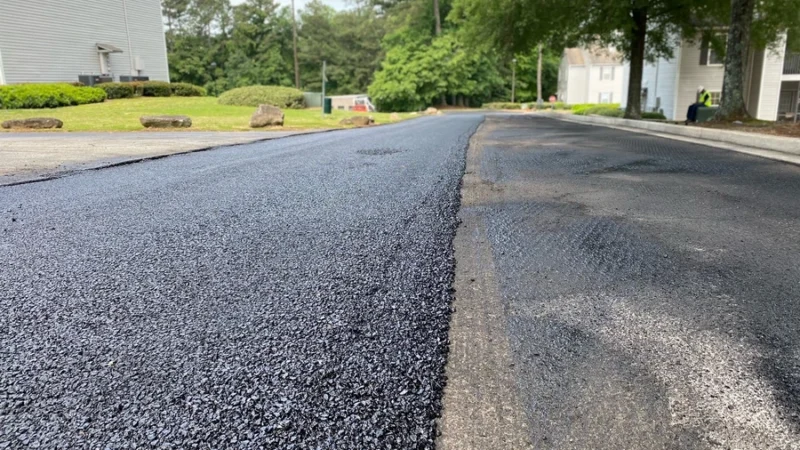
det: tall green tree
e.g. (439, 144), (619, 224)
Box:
(225, 0), (294, 87)
(452, 0), (723, 119)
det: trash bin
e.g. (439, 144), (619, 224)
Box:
(323, 97), (332, 115)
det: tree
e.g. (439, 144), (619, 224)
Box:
(714, 0), (800, 120)
(452, 0), (719, 119)
(291, 0), (301, 89)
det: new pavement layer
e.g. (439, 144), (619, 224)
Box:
(0, 116), (480, 448)
(443, 115), (800, 449)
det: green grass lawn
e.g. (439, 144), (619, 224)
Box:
(0, 97), (411, 132)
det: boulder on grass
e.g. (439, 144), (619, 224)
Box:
(140, 115), (192, 128)
(390, 113), (401, 121)
(1, 118), (63, 129)
(340, 116), (374, 127)
(250, 104), (284, 128)
(424, 107), (438, 115)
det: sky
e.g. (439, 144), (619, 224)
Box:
(230, 0), (350, 10)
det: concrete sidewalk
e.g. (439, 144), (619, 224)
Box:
(0, 130), (326, 185)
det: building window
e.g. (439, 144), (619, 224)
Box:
(599, 92), (613, 104)
(709, 91), (721, 106)
(600, 66), (614, 80)
(701, 34), (726, 66)
(708, 47), (724, 65)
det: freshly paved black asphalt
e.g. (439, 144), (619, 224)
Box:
(472, 116), (800, 448)
(0, 116), (481, 448)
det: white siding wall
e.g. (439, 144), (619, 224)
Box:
(567, 66), (588, 104)
(0, 0), (168, 84)
(641, 51), (680, 119)
(756, 38), (787, 120)
(557, 55), (570, 102)
(676, 39), (725, 120)
(587, 65), (625, 104)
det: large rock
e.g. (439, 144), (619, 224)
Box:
(139, 115), (192, 128)
(424, 107), (438, 115)
(339, 116), (374, 127)
(1, 118), (63, 129)
(250, 104), (284, 128)
(390, 113), (401, 121)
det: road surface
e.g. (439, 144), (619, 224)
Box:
(2, 114), (800, 449)
(0, 116), (480, 448)
(442, 115), (800, 449)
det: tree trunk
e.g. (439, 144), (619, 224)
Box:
(624, 7), (648, 119)
(714, 0), (755, 121)
(291, 0), (300, 89)
(433, 0), (442, 35)
(536, 43), (544, 107)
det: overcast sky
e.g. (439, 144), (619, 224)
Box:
(230, 0), (350, 10)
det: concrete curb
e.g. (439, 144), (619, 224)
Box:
(542, 113), (800, 165)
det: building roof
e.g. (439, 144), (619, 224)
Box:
(564, 46), (623, 66)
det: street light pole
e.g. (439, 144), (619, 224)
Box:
(511, 58), (517, 103)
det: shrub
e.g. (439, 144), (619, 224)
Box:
(0, 83), (106, 109)
(170, 82), (206, 97)
(142, 81), (172, 97)
(573, 104), (624, 117)
(218, 85), (305, 109)
(129, 82), (145, 97)
(483, 102), (522, 110)
(97, 82), (135, 99)
(641, 111), (667, 120)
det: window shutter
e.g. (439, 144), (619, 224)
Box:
(700, 37), (709, 65)
(600, 67), (603, 81)
(611, 66), (615, 80)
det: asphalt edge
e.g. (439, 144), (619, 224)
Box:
(542, 113), (800, 166)
(437, 117), (533, 450)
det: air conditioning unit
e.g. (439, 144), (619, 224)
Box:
(78, 75), (113, 86)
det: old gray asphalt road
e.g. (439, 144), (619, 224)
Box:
(0, 115), (482, 448)
(443, 115), (800, 449)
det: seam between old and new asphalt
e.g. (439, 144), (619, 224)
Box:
(438, 120), (533, 449)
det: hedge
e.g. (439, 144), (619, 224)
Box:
(170, 82), (206, 97)
(484, 102), (522, 110)
(142, 81), (172, 97)
(573, 104), (624, 117)
(0, 83), (106, 109)
(642, 111), (667, 120)
(218, 85), (305, 109)
(97, 82), (136, 99)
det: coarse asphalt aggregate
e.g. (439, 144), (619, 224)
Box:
(0, 115), (482, 449)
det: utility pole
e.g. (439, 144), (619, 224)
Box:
(511, 58), (517, 103)
(537, 44), (544, 108)
(291, 0), (300, 89)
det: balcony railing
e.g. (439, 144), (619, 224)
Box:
(785, 52), (800, 75)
